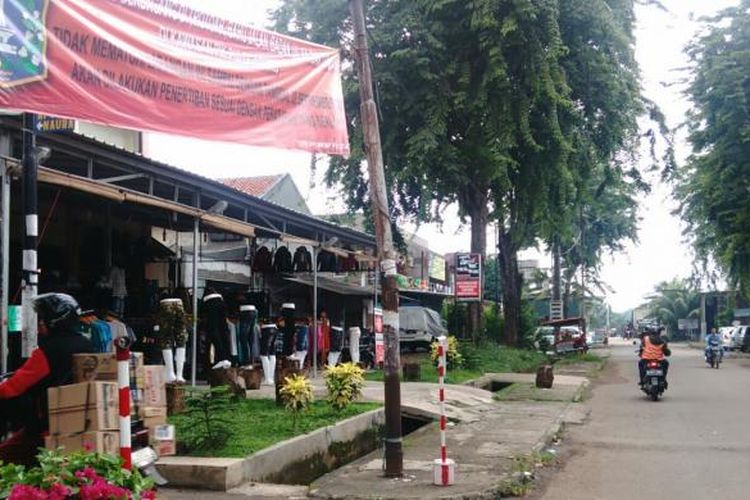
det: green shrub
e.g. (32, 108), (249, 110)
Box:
(280, 373), (314, 430)
(430, 336), (463, 369)
(458, 341), (482, 370)
(484, 306), (505, 342)
(177, 386), (234, 453)
(325, 362), (365, 411)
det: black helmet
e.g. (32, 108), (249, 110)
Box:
(33, 293), (81, 331)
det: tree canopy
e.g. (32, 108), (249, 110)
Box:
(677, 0), (750, 298)
(273, 0), (652, 344)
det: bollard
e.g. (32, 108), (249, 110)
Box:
(114, 336), (132, 470)
(433, 335), (455, 486)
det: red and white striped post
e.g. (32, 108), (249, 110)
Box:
(114, 337), (132, 470)
(433, 335), (455, 486)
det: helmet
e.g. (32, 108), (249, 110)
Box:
(32, 293), (82, 331)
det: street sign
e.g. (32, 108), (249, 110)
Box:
(36, 115), (75, 133)
(550, 300), (563, 321)
(677, 318), (699, 330)
(454, 253), (482, 302)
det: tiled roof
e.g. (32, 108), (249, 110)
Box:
(221, 175), (284, 198)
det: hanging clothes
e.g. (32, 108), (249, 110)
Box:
(252, 246), (273, 273)
(91, 320), (112, 353)
(317, 250), (338, 272)
(202, 293), (231, 365)
(280, 303), (296, 356)
(273, 246), (293, 273)
(156, 299), (188, 349)
(238, 305), (259, 365)
(341, 253), (359, 272)
(295, 325), (309, 352)
(293, 246), (313, 272)
(330, 326), (345, 353)
(227, 319), (238, 360)
(259, 324), (278, 356)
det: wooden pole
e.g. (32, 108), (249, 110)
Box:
(349, 0), (403, 477)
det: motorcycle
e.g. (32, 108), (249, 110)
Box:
(640, 359), (667, 401)
(706, 345), (722, 369)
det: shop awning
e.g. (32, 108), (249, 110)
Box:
(38, 167), (256, 237)
(283, 275), (374, 297)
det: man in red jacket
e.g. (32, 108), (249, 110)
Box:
(0, 293), (94, 465)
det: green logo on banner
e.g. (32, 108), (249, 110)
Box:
(0, 0), (49, 87)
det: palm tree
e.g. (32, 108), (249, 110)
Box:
(645, 279), (701, 339)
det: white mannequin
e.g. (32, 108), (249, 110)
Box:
(159, 298), (188, 384)
(348, 326), (361, 364)
(328, 326), (344, 367)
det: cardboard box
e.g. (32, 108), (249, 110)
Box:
(154, 439), (176, 457)
(143, 365), (167, 407)
(48, 382), (118, 434)
(143, 414), (167, 433)
(73, 352), (144, 385)
(45, 431), (120, 456)
(139, 406), (167, 419)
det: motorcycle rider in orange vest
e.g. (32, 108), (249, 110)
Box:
(639, 326), (671, 386)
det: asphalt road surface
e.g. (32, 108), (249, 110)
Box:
(538, 342), (750, 500)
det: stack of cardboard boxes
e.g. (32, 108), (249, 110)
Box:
(45, 353), (176, 457)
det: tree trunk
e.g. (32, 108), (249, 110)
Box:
(467, 194), (488, 342)
(498, 229), (520, 346)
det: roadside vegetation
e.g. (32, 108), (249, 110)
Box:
(171, 397), (380, 458)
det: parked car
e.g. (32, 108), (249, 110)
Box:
(399, 306), (448, 350)
(734, 325), (749, 352)
(719, 326), (738, 350)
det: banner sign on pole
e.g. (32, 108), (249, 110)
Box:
(0, 0), (350, 155)
(454, 253), (482, 302)
(36, 115), (75, 133)
(374, 307), (384, 365)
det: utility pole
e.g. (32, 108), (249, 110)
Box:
(349, 0), (403, 477)
(21, 113), (38, 358)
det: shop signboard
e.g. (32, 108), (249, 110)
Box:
(454, 253), (482, 302)
(429, 254), (446, 282)
(0, 0), (349, 155)
(36, 114), (75, 133)
(374, 307), (384, 364)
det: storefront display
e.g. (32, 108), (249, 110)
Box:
(202, 292), (231, 370)
(238, 305), (259, 367)
(280, 303), (296, 356)
(348, 327), (361, 364)
(156, 298), (188, 384)
(259, 324), (278, 385)
(328, 326), (344, 367)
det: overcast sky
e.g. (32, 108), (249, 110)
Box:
(144, 0), (739, 312)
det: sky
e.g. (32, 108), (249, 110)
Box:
(143, 0), (739, 313)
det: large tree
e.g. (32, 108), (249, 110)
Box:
(645, 279), (701, 339)
(273, 0), (651, 345)
(677, 1), (750, 298)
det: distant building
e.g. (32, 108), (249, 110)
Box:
(221, 174), (311, 214)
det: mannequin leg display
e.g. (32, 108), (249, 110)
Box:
(295, 350), (307, 368)
(349, 327), (361, 365)
(260, 356), (271, 385)
(174, 347), (187, 383)
(327, 351), (341, 367)
(162, 349), (176, 383)
(268, 355), (276, 384)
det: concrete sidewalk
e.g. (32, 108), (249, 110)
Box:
(170, 372), (589, 499)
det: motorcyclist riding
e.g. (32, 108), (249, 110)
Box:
(0, 293), (94, 465)
(639, 326), (671, 387)
(705, 327), (722, 363)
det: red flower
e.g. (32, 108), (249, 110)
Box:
(47, 483), (70, 500)
(9, 484), (47, 500)
(141, 490), (156, 500)
(82, 441), (95, 452)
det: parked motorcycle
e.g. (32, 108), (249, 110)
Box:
(640, 359), (667, 401)
(706, 345), (722, 369)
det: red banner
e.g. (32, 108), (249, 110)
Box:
(0, 0), (349, 155)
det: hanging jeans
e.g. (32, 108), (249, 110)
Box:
(203, 297), (230, 365)
(238, 309), (258, 366)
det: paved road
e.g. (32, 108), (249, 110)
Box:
(538, 343), (750, 500)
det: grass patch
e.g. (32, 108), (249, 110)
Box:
(170, 398), (380, 458)
(554, 352), (604, 365)
(365, 344), (549, 384)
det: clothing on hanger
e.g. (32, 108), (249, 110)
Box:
(293, 246), (313, 272)
(273, 246), (293, 273)
(252, 246), (273, 273)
